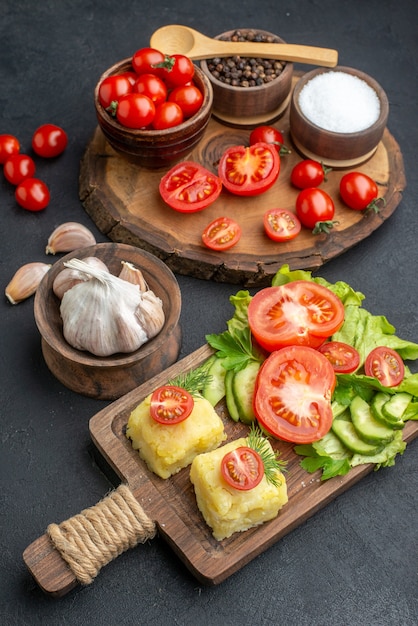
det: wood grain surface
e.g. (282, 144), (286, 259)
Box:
(79, 76), (406, 287)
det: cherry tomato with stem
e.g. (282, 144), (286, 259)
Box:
(249, 125), (291, 155)
(218, 142), (280, 197)
(15, 177), (50, 211)
(158, 54), (195, 88)
(340, 171), (382, 212)
(253, 345), (336, 444)
(134, 73), (167, 106)
(202, 217), (242, 251)
(0, 134), (20, 164)
(318, 341), (360, 374)
(221, 446), (264, 491)
(150, 385), (194, 424)
(159, 161), (222, 213)
(264, 208), (301, 242)
(247, 280), (345, 352)
(168, 83), (203, 118)
(291, 159), (331, 189)
(115, 93), (155, 128)
(132, 47), (166, 76)
(32, 124), (68, 158)
(4, 154), (36, 185)
(98, 74), (133, 109)
(364, 347), (404, 387)
(152, 101), (183, 130)
(295, 187), (337, 234)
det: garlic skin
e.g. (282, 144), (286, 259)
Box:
(119, 261), (148, 292)
(5, 262), (51, 305)
(60, 258), (165, 357)
(52, 256), (109, 299)
(46, 222), (96, 255)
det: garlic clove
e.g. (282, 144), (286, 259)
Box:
(135, 291), (165, 339)
(119, 260), (148, 292)
(5, 262), (51, 304)
(45, 222), (96, 255)
(52, 256), (110, 299)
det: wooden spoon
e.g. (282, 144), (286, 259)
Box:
(150, 25), (338, 67)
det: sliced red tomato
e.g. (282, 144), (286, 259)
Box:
(247, 281), (345, 352)
(218, 142), (280, 196)
(220, 446), (264, 491)
(364, 347), (404, 387)
(150, 385), (194, 424)
(254, 345), (336, 444)
(159, 161), (222, 213)
(263, 208), (301, 242)
(202, 217), (241, 251)
(318, 341), (360, 373)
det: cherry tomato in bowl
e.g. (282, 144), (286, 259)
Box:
(132, 47), (166, 75)
(249, 125), (290, 155)
(98, 74), (133, 108)
(159, 161), (222, 212)
(133, 73), (167, 106)
(221, 446), (264, 491)
(202, 217), (241, 251)
(295, 187), (336, 233)
(247, 280), (345, 352)
(253, 345), (336, 444)
(115, 93), (156, 129)
(152, 101), (183, 130)
(168, 84), (203, 118)
(290, 159), (331, 189)
(218, 142), (280, 196)
(150, 385), (194, 424)
(15, 178), (50, 211)
(339, 171), (381, 211)
(32, 124), (68, 158)
(0, 134), (20, 164)
(263, 208), (301, 242)
(364, 346), (404, 387)
(318, 341), (360, 373)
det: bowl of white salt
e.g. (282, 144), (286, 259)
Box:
(289, 66), (389, 167)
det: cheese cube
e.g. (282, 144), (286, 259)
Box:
(190, 437), (288, 541)
(126, 394), (226, 479)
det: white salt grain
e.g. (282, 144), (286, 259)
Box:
(298, 71), (381, 133)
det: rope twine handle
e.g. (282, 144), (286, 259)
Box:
(47, 484), (156, 585)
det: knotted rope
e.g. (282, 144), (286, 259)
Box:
(47, 484), (156, 585)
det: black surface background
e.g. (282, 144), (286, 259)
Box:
(1, 1), (417, 625)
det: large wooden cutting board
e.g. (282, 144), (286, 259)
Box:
(23, 345), (418, 595)
(79, 75), (406, 287)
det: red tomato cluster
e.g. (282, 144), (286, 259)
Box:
(1, 125), (67, 211)
(99, 47), (204, 130)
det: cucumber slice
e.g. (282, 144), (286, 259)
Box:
(202, 355), (226, 406)
(225, 369), (240, 422)
(382, 392), (412, 422)
(371, 391), (404, 430)
(332, 415), (384, 455)
(350, 395), (395, 445)
(231, 360), (261, 424)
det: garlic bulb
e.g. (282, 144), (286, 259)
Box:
(46, 222), (96, 255)
(60, 258), (165, 357)
(119, 261), (148, 292)
(52, 256), (109, 299)
(5, 262), (51, 304)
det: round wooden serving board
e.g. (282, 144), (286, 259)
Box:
(80, 76), (406, 287)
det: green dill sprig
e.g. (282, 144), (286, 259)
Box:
(168, 367), (212, 397)
(247, 425), (287, 487)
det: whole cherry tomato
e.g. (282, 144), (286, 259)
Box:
(134, 73), (167, 106)
(15, 178), (50, 211)
(32, 124), (68, 158)
(4, 154), (36, 185)
(218, 142), (280, 196)
(339, 171), (381, 211)
(295, 187), (336, 233)
(249, 125), (290, 155)
(98, 74), (133, 108)
(202, 217), (242, 251)
(0, 134), (20, 164)
(263, 208), (301, 242)
(132, 47), (166, 75)
(161, 54), (195, 88)
(291, 159), (331, 189)
(168, 84), (203, 118)
(152, 101), (183, 130)
(115, 93), (155, 128)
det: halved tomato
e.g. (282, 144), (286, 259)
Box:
(218, 142), (280, 196)
(247, 280), (345, 352)
(263, 208), (301, 242)
(150, 385), (194, 424)
(220, 446), (264, 491)
(202, 216), (241, 251)
(364, 346), (404, 387)
(318, 341), (360, 373)
(159, 161), (222, 212)
(254, 346), (336, 444)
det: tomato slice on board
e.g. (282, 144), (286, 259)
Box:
(263, 208), (301, 242)
(247, 281), (345, 352)
(220, 446), (264, 491)
(202, 217), (241, 251)
(254, 346), (336, 444)
(218, 142), (280, 196)
(364, 347), (405, 387)
(150, 385), (194, 424)
(318, 341), (360, 374)
(159, 161), (222, 213)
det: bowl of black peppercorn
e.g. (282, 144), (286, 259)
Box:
(200, 28), (293, 128)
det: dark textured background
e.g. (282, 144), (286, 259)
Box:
(1, 1), (417, 625)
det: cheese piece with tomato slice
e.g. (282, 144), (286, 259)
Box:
(126, 394), (226, 479)
(190, 437), (288, 541)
